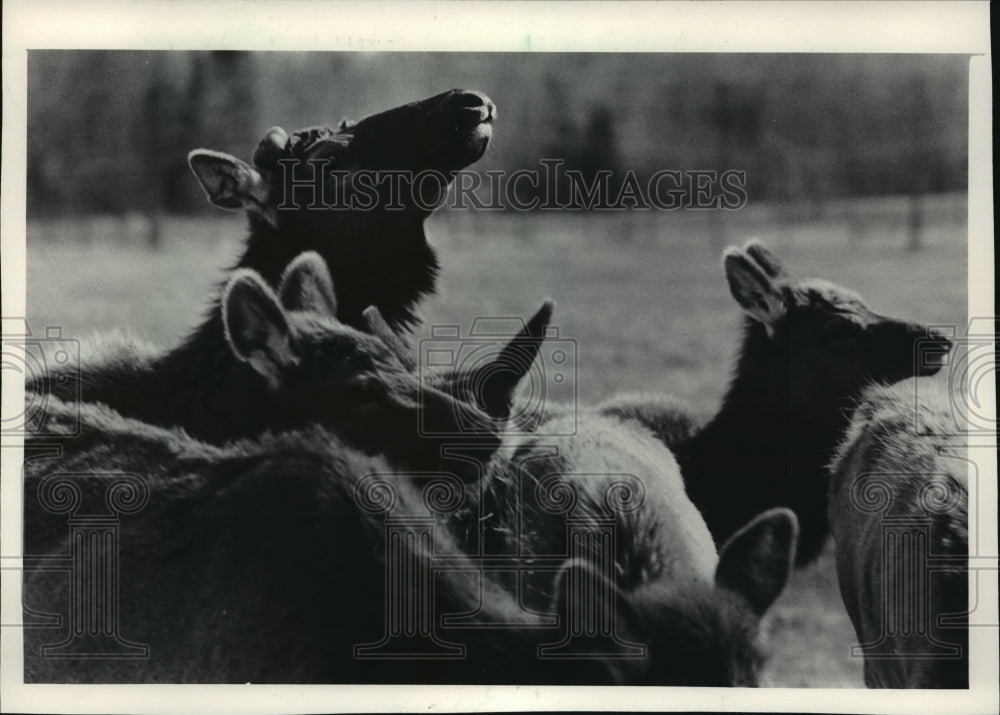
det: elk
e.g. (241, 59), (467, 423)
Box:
(22, 307), (564, 685)
(198, 88), (495, 330)
(34, 89), (496, 420)
(23, 396), (793, 686)
(21, 397), (510, 683)
(828, 378), (968, 688)
(30, 253), (498, 469)
(370, 301), (798, 685)
(477, 412), (798, 686)
(24, 300), (796, 685)
(599, 239), (953, 565)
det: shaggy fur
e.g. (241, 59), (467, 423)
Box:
(473, 412), (798, 686)
(21, 398), (498, 683)
(828, 378), (968, 688)
(23, 398), (703, 685)
(600, 239), (953, 565)
(595, 391), (703, 449)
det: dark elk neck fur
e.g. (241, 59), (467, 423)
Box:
(675, 320), (850, 565)
(239, 213), (438, 331)
(73, 310), (276, 444)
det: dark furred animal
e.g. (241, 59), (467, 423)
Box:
(21, 399), (509, 683)
(23, 398), (714, 685)
(34, 89), (495, 422)
(479, 412), (797, 686)
(828, 379), (968, 688)
(600, 239), (953, 565)
(21, 302), (545, 570)
(30, 253), (499, 465)
(25, 303), (794, 685)
(192, 88), (495, 330)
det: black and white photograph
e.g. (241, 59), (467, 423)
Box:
(1, 2), (995, 712)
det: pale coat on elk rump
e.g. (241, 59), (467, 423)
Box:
(829, 378), (968, 688)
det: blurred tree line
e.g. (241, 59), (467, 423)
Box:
(27, 51), (968, 221)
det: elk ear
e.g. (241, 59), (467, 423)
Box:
(474, 300), (555, 419)
(337, 117), (357, 132)
(554, 558), (624, 621)
(223, 270), (299, 386)
(188, 149), (272, 220)
(715, 508), (797, 616)
(552, 558), (638, 683)
(279, 252), (338, 316)
(743, 238), (787, 280)
(723, 247), (787, 333)
(362, 306), (416, 371)
(252, 126), (290, 170)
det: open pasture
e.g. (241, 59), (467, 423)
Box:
(25, 194), (967, 686)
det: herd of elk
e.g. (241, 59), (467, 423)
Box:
(21, 90), (968, 688)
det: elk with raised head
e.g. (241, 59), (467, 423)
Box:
(33, 90), (496, 425)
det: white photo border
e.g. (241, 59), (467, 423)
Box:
(2, 2), (995, 713)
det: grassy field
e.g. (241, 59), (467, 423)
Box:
(24, 196), (967, 687)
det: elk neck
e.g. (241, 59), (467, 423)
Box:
(675, 320), (848, 563)
(135, 308), (276, 443)
(238, 213), (440, 331)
